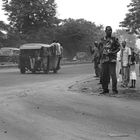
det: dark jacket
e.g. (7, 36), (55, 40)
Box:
(89, 44), (100, 63)
(99, 36), (120, 63)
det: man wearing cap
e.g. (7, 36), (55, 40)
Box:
(99, 26), (120, 94)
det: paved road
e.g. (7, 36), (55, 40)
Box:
(0, 63), (93, 87)
(0, 63), (140, 140)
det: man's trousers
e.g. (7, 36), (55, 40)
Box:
(102, 62), (117, 92)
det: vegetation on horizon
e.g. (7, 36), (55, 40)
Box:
(0, 0), (138, 58)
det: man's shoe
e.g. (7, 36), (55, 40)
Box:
(121, 84), (126, 88)
(99, 91), (109, 95)
(112, 90), (118, 95)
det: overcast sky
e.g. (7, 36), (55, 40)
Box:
(55, 0), (131, 31)
(0, 0), (131, 31)
(1, 0), (140, 48)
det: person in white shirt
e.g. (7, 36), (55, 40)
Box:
(117, 50), (122, 82)
(120, 41), (131, 87)
(129, 48), (137, 88)
(56, 41), (63, 70)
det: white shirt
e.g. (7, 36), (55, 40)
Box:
(121, 46), (131, 66)
(50, 42), (62, 55)
(117, 50), (121, 61)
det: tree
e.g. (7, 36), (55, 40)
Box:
(120, 0), (140, 36)
(55, 18), (104, 58)
(2, 0), (57, 38)
(114, 29), (136, 48)
(0, 21), (9, 48)
(0, 21), (9, 31)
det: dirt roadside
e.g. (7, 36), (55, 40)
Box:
(0, 74), (140, 140)
(69, 75), (140, 101)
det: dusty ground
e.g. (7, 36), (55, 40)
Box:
(0, 77), (139, 140)
(0, 64), (140, 140)
(69, 75), (140, 101)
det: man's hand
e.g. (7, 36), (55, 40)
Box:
(89, 45), (92, 49)
(127, 62), (130, 67)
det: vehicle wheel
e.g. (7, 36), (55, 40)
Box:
(20, 67), (25, 74)
(43, 64), (49, 74)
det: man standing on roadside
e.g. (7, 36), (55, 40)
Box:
(89, 41), (100, 77)
(99, 26), (120, 95)
(50, 40), (63, 70)
(120, 41), (131, 88)
(138, 52), (140, 77)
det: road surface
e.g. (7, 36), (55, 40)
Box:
(0, 63), (140, 140)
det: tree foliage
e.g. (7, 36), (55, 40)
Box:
(0, 21), (9, 48)
(55, 18), (104, 58)
(1, 1), (104, 58)
(2, 0), (57, 34)
(1, 0), (59, 45)
(114, 29), (136, 48)
(0, 21), (9, 31)
(120, 0), (140, 36)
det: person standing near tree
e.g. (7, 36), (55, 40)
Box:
(99, 26), (120, 95)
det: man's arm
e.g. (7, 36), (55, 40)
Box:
(109, 38), (120, 54)
(89, 45), (94, 54)
(128, 48), (132, 65)
(98, 42), (103, 62)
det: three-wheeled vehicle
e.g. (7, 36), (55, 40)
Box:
(18, 43), (62, 74)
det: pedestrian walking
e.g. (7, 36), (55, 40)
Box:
(129, 48), (137, 88)
(120, 41), (131, 88)
(50, 40), (63, 70)
(56, 42), (63, 70)
(99, 26), (120, 95)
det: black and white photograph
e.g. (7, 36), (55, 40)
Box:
(0, 0), (140, 139)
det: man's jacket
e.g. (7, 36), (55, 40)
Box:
(99, 36), (120, 63)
